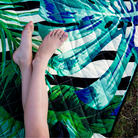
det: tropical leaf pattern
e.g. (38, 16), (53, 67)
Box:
(0, 106), (25, 137)
(0, 0), (138, 137)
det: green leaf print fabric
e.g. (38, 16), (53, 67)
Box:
(0, 0), (137, 137)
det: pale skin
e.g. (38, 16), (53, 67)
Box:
(12, 21), (68, 137)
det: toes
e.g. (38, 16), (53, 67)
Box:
(22, 21), (34, 38)
(29, 22), (34, 33)
(56, 29), (61, 37)
(58, 30), (64, 38)
(60, 32), (68, 42)
(52, 29), (57, 36)
(28, 21), (34, 33)
(24, 21), (34, 33)
(49, 31), (53, 36)
(21, 21), (34, 46)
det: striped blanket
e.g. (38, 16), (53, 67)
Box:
(0, 0), (137, 137)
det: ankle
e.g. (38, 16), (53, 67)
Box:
(19, 60), (32, 70)
(32, 57), (48, 71)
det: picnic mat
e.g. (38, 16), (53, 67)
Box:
(0, 0), (138, 137)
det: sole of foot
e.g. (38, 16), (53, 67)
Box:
(13, 21), (34, 68)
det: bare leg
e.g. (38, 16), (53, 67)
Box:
(12, 21), (34, 110)
(24, 29), (68, 137)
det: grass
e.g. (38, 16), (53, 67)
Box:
(111, 67), (138, 137)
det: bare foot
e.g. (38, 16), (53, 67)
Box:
(33, 29), (68, 69)
(13, 21), (34, 69)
